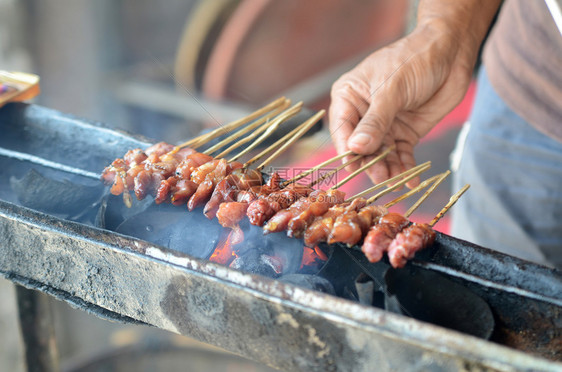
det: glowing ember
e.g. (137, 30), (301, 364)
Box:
(210, 229), (239, 265)
(300, 245), (328, 269)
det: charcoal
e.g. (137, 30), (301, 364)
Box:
(280, 274), (335, 295)
(230, 225), (304, 276)
(264, 231), (304, 275)
(229, 250), (280, 278)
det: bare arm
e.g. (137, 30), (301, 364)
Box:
(329, 0), (501, 186)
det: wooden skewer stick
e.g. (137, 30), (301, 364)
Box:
(246, 110), (325, 170)
(227, 102), (304, 162)
(383, 173), (443, 209)
(308, 154), (364, 187)
(366, 162), (432, 204)
(255, 110), (325, 171)
(329, 146), (395, 190)
(218, 114), (282, 159)
(404, 170), (451, 218)
(429, 184), (470, 227)
(176, 96), (287, 149)
(203, 100), (293, 155)
(346, 161), (431, 202)
(242, 112), (320, 169)
(280, 150), (355, 187)
(228, 118), (285, 162)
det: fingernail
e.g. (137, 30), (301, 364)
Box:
(349, 133), (371, 147)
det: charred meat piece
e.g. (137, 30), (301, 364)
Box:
(101, 158), (128, 195)
(244, 173), (310, 226)
(287, 189), (346, 238)
(214, 174), (306, 229)
(263, 195), (312, 234)
(264, 189), (343, 235)
(303, 198), (375, 247)
(328, 204), (387, 246)
(217, 202), (250, 229)
(204, 169), (263, 219)
(136, 146), (196, 199)
(387, 223), (436, 268)
(188, 159), (242, 210)
(175, 152), (214, 179)
(303, 202), (350, 247)
(101, 142), (196, 201)
(362, 212), (409, 263)
(190, 159), (221, 185)
(247, 189), (306, 226)
(171, 179), (199, 205)
(203, 175), (239, 218)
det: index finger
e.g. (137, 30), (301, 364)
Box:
(328, 95), (358, 157)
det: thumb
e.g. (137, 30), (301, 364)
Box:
(347, 90), (402, 155)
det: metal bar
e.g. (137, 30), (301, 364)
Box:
(16, 285), (60, 372)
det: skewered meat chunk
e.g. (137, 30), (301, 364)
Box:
(155, 177), (199, 205)
(327, 203), (387, 246)
(217, 202), (250, 229)
(387, 223), (436, 268)
(190, 159), (221, 184)
(188, 159), (243, 210)
(155, 155), (238, 206)
(133, 170), (154, 200)
(203, 175), (240, 218)
(263, 195), (312, 234)
(362, 213), (409, 263)
(155, 177), (177, 204)
(145, 142), (175, 157)
(264, 189), (344, 235)
(101, 142), (197, 202)
(287, 189), (346, 238)
(247, 188), (308, 226)
(205, 170), (269, 220)
(213, 174), (309, 228)
(243, 173), (309, 226)
(175, 152), (214, 179)
(101, 158), (128, 195)
(146, 147), (195, 178)
(304, 202), (350, 246)
(123, 148), (148, 165)
(171, 179), (199, 205)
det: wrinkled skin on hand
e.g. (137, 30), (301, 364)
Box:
(329, 0), (500, 186)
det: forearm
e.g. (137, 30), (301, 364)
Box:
(417, 0), (502, 64)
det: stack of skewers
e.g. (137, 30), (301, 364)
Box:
(101, 97), (469, 269)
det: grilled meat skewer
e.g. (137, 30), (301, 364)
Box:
(362, 213), (409, 263)
(387, 223), (436, 268)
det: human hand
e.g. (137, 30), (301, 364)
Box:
(329, 8), (495, 187)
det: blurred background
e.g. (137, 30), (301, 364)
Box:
(0, 0), (476, 370)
